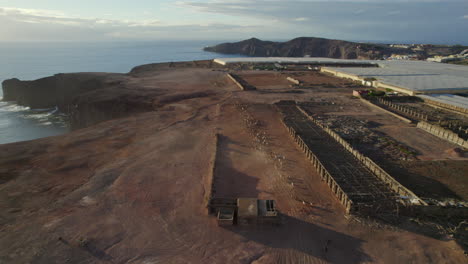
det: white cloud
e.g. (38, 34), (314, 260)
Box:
(0, 6), (255, 41)
(0, 1), (467, 43)
(0, 7), (161, 28)
(176, 0), (468, 44)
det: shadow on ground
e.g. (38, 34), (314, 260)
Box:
(223, 214), (372, 263)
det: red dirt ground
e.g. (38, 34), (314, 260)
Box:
(0, 67), (466, 263)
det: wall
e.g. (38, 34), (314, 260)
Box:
(320, 67), (362, 82)
(374, 82), (414, 96)
(226, 73), (246, 90)
(206, 133), (220, 211)
(320, 67), (415, 96)
(417, 121), (468, 148)
(286, 77), (301, 85)
(376, 97), (428, 121)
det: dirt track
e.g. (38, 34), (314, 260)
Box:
(0, 65), (466, 263)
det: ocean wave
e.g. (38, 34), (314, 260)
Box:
(0, 102), (30, 113)
(39, 121), (53, 126)
(0, 101), (68, 128)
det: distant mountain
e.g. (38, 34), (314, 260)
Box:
(204, 37), (400, 60)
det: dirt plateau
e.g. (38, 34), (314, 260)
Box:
(0, 61), (466, 263)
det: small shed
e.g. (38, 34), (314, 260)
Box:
(237, 198), (279, 225)
(237, 198), (258, 225)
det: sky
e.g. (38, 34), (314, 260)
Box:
(0, 0), (467, 44)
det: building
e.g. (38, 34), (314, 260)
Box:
(235, 198), (278, 226)
(388, 54), (419, 60)
(390, 44), (410, 49)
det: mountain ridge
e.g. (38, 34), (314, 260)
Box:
(205, 37), (406, 60)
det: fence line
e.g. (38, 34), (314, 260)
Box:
(277, 115), (354, 213)
(417, 121), (468, 148)
(296, 106), (427, 206)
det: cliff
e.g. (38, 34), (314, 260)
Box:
(2, 73), (112, 109)
(1, 61), (219, 130)
(204, 37), (394, 59)
(2, 73), (137, 129)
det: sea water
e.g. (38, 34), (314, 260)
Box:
(0, 40), (242, 144)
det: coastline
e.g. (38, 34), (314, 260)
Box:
(0, 40), (246, 144)
(0, 58), (466, 263)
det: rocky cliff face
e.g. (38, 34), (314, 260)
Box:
(2, 73), (109, 110)
(1, 61), (219, 130)
(204, 37), (393, 59)
(1, 73), (156, 130)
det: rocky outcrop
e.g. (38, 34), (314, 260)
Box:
(204, 37), (394, 59)
(2, 73), (111, 110)
(1, 73), (153, 130)
(1, 62), (220, 130)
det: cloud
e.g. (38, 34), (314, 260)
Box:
(177, 0), (468, 44)
(1, 1), (467, 43)
(0, 6), (255, 41)
(0, 7), (161, 28)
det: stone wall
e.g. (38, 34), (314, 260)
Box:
(417, 121), (468, 148)
(226, 73), (256, 91)
(286, 77), (301, 85)
(206, 133), (220, 212)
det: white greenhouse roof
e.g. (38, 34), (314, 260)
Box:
(325, 60), (468, 93)
(214, 57), (468, 94)
(418, 94), (468, 110)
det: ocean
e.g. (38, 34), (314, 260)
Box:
(0, 40), (243, 144)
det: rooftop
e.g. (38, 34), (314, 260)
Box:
(417, 94), (468, 110)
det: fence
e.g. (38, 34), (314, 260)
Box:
(278, 116), (354, 214)
(376, 97), (429, 121)
(296, 106), (427, 206)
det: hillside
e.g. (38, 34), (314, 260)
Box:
(1, 60), (466, 263)
(204, 37), (393, 60)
